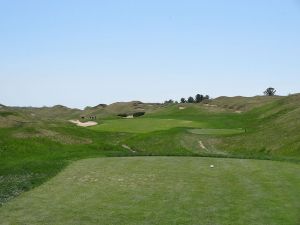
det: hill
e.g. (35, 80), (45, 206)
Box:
(211, 95), (283, 112)
(214, 94), (300, 158)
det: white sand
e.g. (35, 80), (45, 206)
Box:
(69, 120), (98, 127)
(124, 115), (134, 119)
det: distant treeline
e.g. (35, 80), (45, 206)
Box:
(164, 94), (210, 104)
(164, 87), (277, 104)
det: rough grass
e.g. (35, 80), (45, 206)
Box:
(214, 94), (300, 158)
(0, 125), (133, 206)
(90, 118), (203, 133)
(1, 157), (299, 225)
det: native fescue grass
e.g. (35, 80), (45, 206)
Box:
(0, 157), (299, 225)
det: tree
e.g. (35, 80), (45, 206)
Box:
(204, 95), (210, 100)
(164, 99), (174, 104)
(187, 96), (195, 103)
(180, 98), (186, 103)
(264, 87), (276, 96)
(195, 94), (204, 103)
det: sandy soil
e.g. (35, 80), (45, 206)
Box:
(198, 140), (207, 149)
(69, 120), (98, 127)
(205, 104), (217, 107)
(122, 144), (136, 152)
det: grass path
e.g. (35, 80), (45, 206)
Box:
(0, 157), (300, 225)
(188, 128), (245, 135)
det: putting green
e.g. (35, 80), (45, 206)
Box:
(91, 118), (203, 133)
(1, 157), (300, 225)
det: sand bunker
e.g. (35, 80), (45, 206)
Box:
(179, 107), (185, 110)
(69, 120), (98, 127)
(124, 115), (134, 119)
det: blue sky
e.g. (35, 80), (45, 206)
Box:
(0, 0), (299, 108)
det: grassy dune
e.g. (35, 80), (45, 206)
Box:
(0, 157), (299, 225)
(214, 94), (300, 158)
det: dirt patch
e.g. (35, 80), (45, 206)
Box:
(198, 140), (207, 149)
(69, 120), (98, 127)
(122, 144), (136, 153)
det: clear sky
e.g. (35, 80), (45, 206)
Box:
(0, 0), (299, 108)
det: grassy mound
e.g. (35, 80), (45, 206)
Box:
(0, 157), (299, 225)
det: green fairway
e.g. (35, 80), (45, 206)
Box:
(91, 118), (203, 133)
(188, 128), (245, 135)
(1, 157), (299, 225)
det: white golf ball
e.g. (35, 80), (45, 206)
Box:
(210, 165), (214, 168)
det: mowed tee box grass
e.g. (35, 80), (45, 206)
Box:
(0, 157), (299, 225)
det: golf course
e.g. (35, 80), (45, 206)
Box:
(2, 0), (300, 223)
(0, 94), (300, 224)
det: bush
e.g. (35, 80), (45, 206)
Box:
(117, 113), (128, 117)
(133, 112), (145, 117)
